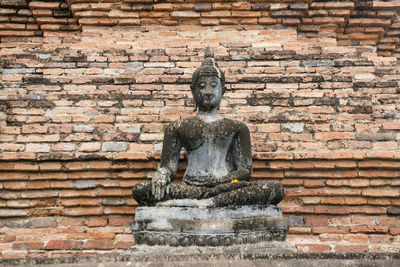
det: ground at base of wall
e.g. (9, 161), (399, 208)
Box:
(0, 251), (400, 267)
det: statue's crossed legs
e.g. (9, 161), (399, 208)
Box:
(132, 181), (283, 207)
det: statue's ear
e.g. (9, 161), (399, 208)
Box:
(220, 81), (226, 96)
(190, 85), (196, 112)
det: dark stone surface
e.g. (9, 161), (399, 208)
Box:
(132, 180), (284, 207)
(133, 228), (288, 247)
(132, 205), (289, 246)
(135, 205), (283, 220)
(132, 45), (284, 209)
(131, 46), (286, 247)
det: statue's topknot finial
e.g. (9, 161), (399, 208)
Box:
(191, 45), (226, 94)
(204, 44), (214, 59)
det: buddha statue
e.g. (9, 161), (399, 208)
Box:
(132, 45), (284, 208)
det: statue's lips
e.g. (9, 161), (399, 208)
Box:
(202, 95), (215, 102)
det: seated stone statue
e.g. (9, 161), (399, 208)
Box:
(132, 46), (283, 208)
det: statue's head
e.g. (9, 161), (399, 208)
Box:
(191, 45), (226, 111)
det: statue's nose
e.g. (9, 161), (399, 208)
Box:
(204, 86), (213, 96)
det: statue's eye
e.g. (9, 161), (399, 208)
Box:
(199, 82), (206, 88)
(211, 82), (218, 87)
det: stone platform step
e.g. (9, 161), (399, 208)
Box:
(132, 205), (289, 246)
(134, 205), (282, 220)
(1, 250), (400, 267)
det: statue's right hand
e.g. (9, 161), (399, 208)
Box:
(151, 167), (170, 201)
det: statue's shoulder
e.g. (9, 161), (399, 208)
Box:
(165, 117), (196, 131)
(222, 117), (249, 132)
(164, 119), (182, 133)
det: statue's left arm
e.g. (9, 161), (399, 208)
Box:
(223, 122), (252, 182)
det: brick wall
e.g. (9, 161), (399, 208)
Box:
(1, 0), (400, 258)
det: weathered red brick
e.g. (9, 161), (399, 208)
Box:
(1, 251), (28, 259)
(351, 207), (386, 215)
(321, 197), (344, 205)
(335, 244), (368, 253)
(83, 239), (114, 250)
(38, 162), (63, 171)
(297, 244), (331, 253)
(349, 226), (388, 234)
(25, 144), (50, 153)
(116, 241), (135, 249)
(44, 240), (82, 250)
(358, 170), (397, 178)
(344, 197), (367, 205)
(31, 217), (57, 228)
(304, 216), (328, 226)
(88, 230), (116, 240)
(315, 206), (350, 215)
(108, 217), (131, 226)
(362, 189), (399, 197)
(369, 235), (392, 243)
(104, 207), (135, 215)
(281, 179), (303, 186)
(12, 242), (44, 250)
(85, 217), (107, 227)
(313, 227), (348, 234)
(343, 234), (369, 243)
(389, 228), (400, 235)
(288, 227), (312, 234)
(64, 207), (103, 216)
(60, 218), (83, 226)
(3, 182), (27, 190)
(0, 235), (16, 243)
(304, 179), (325, 188)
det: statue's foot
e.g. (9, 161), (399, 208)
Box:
(156, 198), (214, 208)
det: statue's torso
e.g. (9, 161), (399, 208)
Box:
(174, 117), (242, 185)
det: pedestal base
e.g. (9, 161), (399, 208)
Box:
(131, 205), (289, 247)
(131, 241), (296, 255)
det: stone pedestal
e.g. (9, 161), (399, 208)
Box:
(131, 205), (289, 247)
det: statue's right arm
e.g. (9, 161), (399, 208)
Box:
(152, 121), (182, 200)
(160, 121), (182, 179)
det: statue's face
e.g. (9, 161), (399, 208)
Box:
(193, 76), (223, 111)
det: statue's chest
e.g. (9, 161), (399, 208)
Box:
(180, 128), (235, 152)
